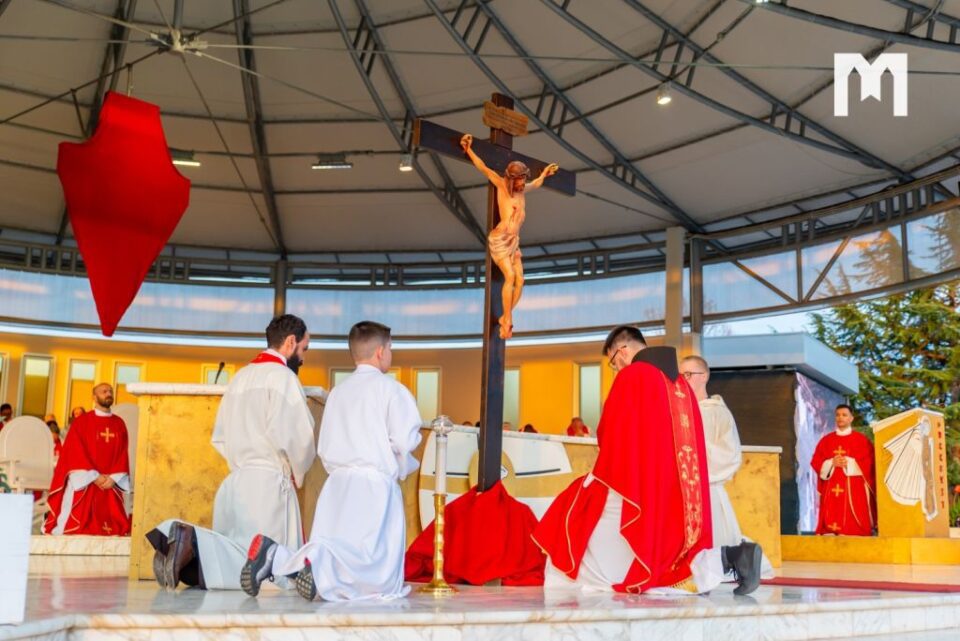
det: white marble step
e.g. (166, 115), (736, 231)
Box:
(30, 535), (130, 557)
(4, 579), (960, 641)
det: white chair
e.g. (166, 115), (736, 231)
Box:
(0, 416), (57, 530)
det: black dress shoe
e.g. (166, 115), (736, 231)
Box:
(724, 540), (762, 596)
(145, 528), (170, 589)
(163, 522), (198, 589)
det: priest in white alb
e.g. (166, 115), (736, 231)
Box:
(241, 320), (422, 602)
(146, 314), (315, 590)
(679, 355), (772, 578)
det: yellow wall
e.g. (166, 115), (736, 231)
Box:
(0, 331), (658, 433)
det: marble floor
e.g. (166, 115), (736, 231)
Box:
(2, 557), (960, 641)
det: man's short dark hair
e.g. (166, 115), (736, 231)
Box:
(265, 314), (307, 349)
(348, 321), (392, 360)
(0, 403), (11, 412)
(835, 403), (854, 414)
(602, 325), (646, 355)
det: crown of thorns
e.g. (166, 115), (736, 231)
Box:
(505, 161), (530, 179)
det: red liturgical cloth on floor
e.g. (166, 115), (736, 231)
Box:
(405, 481), (545, 586)
(57, 91), (190, 336)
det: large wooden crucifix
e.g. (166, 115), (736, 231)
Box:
(414, 93), (576, 491)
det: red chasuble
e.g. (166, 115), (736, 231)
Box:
(404, 481), (545, 586)
(533, 360), (713, 593)
(811, 430), (876, 536)
(43, 412), (131, 536)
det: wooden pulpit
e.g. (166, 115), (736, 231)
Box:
(871, 408), (949, 538)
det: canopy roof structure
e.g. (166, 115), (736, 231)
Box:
(0, 1), (958, 338)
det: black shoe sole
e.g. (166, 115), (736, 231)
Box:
(295, 565), (317, 601)
(153, 551), (169, 589)
(240, 560), (259, 597)
(241, 534), (276, 597)
(162, 523), (184, 590)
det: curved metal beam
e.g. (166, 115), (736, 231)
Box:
(234, 0), (287, 256)
(748, 0), (960, 53)
(328, 0), (487, 245)
(55, 0), (138, 245)
(617, 0), (914, 182)
(537, 0), (898, 172)
(425, 0), (703, 232)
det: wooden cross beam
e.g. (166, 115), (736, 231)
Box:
(414, 93), (576, 491)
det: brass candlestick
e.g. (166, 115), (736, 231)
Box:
(419, 416), (456, 597)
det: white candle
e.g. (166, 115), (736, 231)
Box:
(435, 433), (447, 496)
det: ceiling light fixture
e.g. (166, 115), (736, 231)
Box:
(399, 153), (414, 172)
(656, 83), (673, 106)
(311, 153), (353, 170)
(170, 149), (200, 167)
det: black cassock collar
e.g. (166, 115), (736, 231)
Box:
(631, 346), (680, 382)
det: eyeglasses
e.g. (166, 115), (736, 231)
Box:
(681, 371), (707, 380)
(607, 345), (626, 371)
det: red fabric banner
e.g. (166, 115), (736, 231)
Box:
(57, 91), (190, 336)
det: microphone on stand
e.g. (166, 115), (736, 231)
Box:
(214, 361), (225, 384)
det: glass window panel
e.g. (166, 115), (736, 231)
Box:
(800, 239), (844, 298)
(115, 364), (143, 405)
(203, 364), (232, 385)
(0, 269), (272, 333)
(702, 262), (791, 315)
(907, 207), (960, 275)
(578, 364), (601, 432)
(116, 364), (142, 385)
(331, 369), (352, 387)
(737, 251), (798, 302)
(503, 368), (520, 428)
(415, 370), (440, 423)
(25, 358), (50, 377)
(811, 227), (905, 300)
(21, 356), (52, 418)
(70, 361), (96, 381)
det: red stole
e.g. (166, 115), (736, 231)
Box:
(250, 351), (285, 366)
(44, 412), (131, 535)
(532, 362), (712, 593)
(811, 430), (876, 535)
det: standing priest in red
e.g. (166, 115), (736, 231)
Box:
(533, 326), (762, 595)
(811, 404), (876, 536)
(44, 383), (131, 536)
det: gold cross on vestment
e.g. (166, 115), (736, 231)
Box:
(100, 427), (115, 443)
(102, 522), (113, 534)
(833, 446), (846, 456)
(827, 522), (841, 532)
(674, 384), (686, 399)
(831, 485), (844, 497)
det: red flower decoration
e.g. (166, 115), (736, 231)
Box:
(57, 91), (190, 336)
